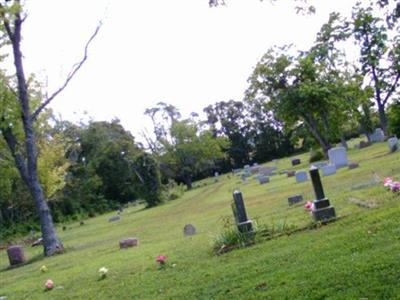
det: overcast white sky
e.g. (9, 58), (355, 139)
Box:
(21, 0), (361, 141)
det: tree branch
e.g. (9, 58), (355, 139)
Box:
(31, 23), (102, 121)
(383, 73), (400, 106)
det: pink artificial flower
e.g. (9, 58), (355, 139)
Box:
(391, 181), (400, 192)
(304, 201), (314, 212)
(45, 279), (54, 290)
(383, 177), (393, 187)
(156, 255), (167, 265)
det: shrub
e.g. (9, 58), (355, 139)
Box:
(309, 149), (325, 163)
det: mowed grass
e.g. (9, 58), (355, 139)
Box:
(0, 140), (399, 299)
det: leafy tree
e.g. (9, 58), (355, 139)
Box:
(350, 1), (400, 134)
(204, 100), (251, 167)
(63, 120), (163, 210)
(146, 103), (228, 189)
(0, 0), (100, 255)
(387, 99), (400, 136)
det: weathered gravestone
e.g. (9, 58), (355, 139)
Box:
(287, 170), (296, 177)
(7, 245), (26, 266)
(291, 158), (301, 166)
(369, 128), (385, 143)
(321, 164), (336, 177)
(258, 175), (269, 185)
(119, 238), (139, 249)
(231, 191), (253, 233)
(295, 171), (308, 183)
(328, 147), (348, 169)
(388, 137), (399, 152)
(214, 172), (219, 182)
(108, 216), (120, 222)
(183, 224), (196, 236)
(348, 162), (360, 170)
(288, 195), (303, 206)
(309, 167), (336, 222)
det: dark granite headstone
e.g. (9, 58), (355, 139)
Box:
(359, 140), (371, 149)
(183, 224), (196, 236)
(288, 195), (303, 206)
(7, 245), (26, 266)
(309, 167), (336, 222)
(232, 191), (253, 233)
(291, 159), (301, 166)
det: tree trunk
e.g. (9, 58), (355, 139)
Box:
(377, 103), (388, 136)
(6, 11), (64, 256)
(183, 174), (193, 190)
(304, 113), (332, 155)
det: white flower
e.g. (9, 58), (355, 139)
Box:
(99, 267), (108, 276)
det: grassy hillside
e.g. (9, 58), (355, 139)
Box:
(1, 141), (399, 299)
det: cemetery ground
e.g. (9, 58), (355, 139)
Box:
(0, 140), (399, 299)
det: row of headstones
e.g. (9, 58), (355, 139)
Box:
(231, 167), (336, 234)
(7, 224), (198, 267)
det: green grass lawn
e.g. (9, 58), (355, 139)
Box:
(1, 141), (399, 299)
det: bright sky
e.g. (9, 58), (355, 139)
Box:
(21, 0), (360, 141)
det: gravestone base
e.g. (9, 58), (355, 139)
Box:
(237, 220), (253, 234)
(7, 245), (26, 266)
(312, 205), (336, 223)
(288, 195), (303, 206)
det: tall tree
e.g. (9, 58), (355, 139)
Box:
(0, 1), (100, 256)
(351, 1), (400, 134)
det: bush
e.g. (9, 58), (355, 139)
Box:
(309, 149), (325, 163)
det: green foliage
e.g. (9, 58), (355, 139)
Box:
(309, 149), (325, 163)
(387, 100), (400, 136)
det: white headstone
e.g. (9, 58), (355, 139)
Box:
(328, 147), (348, 168)
(388, 137), (398, 152)
(321, 164), (336, 176)
(295, 171), (308, 183)
(369, 128), (385, 143)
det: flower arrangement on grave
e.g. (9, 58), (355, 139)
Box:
(44, 279), (54, 290)
(156, 255), (167, 269)
(383, 177), (400, 192)
(304, 201), (315, 213)
(40, 265), (48, 273)
(98, 267), (108, 279)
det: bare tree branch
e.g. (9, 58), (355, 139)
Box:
(31, 23), (102, 121)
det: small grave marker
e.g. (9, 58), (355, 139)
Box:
(108, 216), (121, 222)
(295, 171), (308, 183)
(309, 167), (336, 222)
(388, 137), (398, 152)
(183, 224), (197, 236)
(348, 162), (359, 170)
(369, 128), (385, 143)
(258, 175), (269, 185)
(288, 195), (303, 206)
(7, 245), (26, 266)
(287, 170), (296, 177)
(291, 158), (301, 166)
(119, 238), (139, 249)
(359, 140), (371, 149)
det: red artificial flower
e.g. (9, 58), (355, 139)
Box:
(156, 255), (167, 265)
